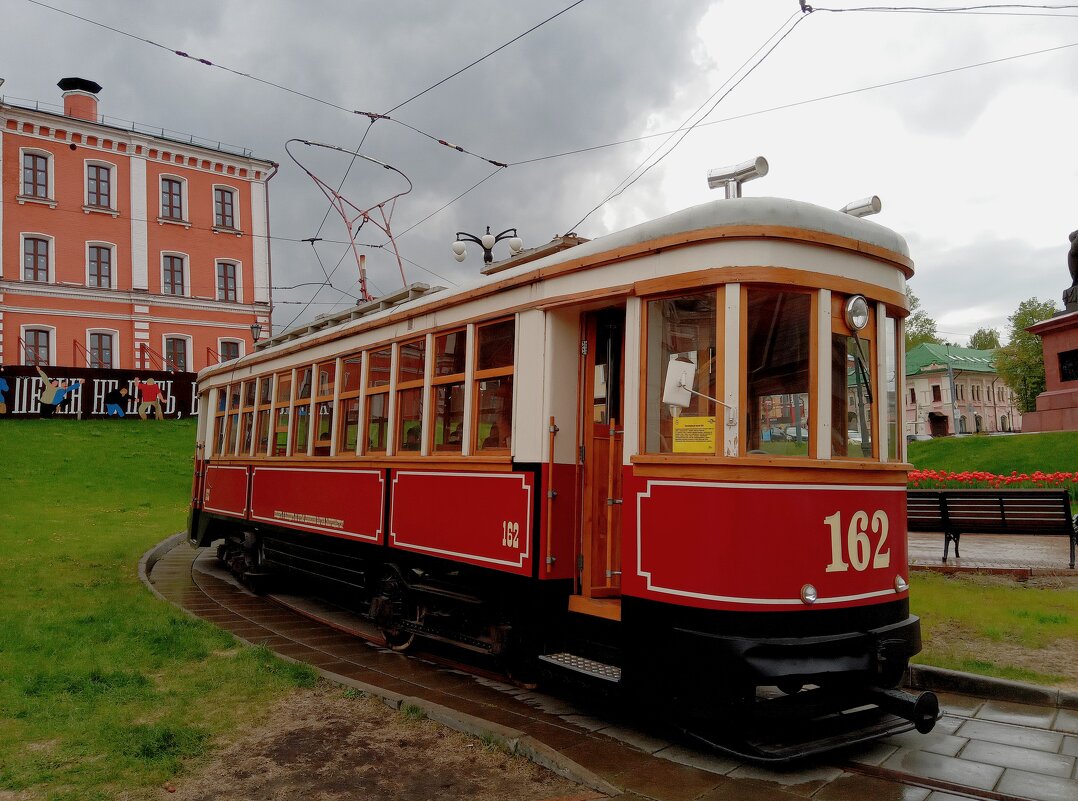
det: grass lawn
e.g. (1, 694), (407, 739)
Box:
(907, 430), (1078, 476)
(0, 419), (315, 801)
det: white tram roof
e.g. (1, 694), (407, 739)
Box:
(217, 196), (908, 378)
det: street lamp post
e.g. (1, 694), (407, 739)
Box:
(250, 322), (263, 342)
(452, 226), (523, 263)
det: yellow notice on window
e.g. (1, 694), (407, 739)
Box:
(672, 416), (716, 453)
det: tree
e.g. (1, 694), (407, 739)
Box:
(904, 288), (942, 350)
(994, 298), (1059, 413)
(968, 327), (1001, 350)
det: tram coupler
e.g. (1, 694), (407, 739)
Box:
(866, 687), (939, 734)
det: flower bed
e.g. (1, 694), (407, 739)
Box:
(909, 469), (1078, 504)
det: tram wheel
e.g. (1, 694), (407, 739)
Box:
(376, 572), (417, 652)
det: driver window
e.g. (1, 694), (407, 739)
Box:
(745, 288), (811, 456)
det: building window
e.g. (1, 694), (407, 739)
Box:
(23, 237), (50, 282)
(214, 187), (236, 229)
(219, 340), (240, 362)
(161, 177), (184, 220)
(163, 255), (185, 295)
(165, 337), (188, 372)
(22, 152), (49, 198)
(89, 332), (114, 369)
(87, 164), (112, 208)
(89, 245), (112, 288)
(931, 384), (942, 403)
(216, 262), (238, 302)
(909, 387), (916, 404)
(24, 328), (51, 366)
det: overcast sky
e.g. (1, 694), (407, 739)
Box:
(3, 1), (1076, 342)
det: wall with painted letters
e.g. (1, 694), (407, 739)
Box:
(0, 366), (197, 419)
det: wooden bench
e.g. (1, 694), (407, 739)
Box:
(907, 488), (1076, 569)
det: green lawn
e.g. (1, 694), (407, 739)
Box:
(908, 430), (1078, 475)
(0, 419), (315, 801)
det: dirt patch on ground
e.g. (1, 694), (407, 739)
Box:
(161, 684), (586, 801)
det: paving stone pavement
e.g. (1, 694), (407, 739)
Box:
(144, 540), (1078, 801)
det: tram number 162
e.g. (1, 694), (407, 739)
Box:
(823, 510), (890, 572)
(501, 520), (520, 549)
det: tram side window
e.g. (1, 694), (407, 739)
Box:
(397, 338), (426, 452)
(644, 292), (717, 454)
(225, 382), (242, 455)
(475, 319), (514, 452)
(238, 380), (255, 456)
(255, 375), (273, 455)
(886, 314), (899, 461)
(214, 387), (227, 456)
(292, 366), (313, 455)
(338, 354), (361, 455)
(746, 289), (811, 456)
(832, 333), (874, 459)
(432, 330), (466, 452)
(272, 370), (292, 456)
(313, 360), (336, 456)
(365, 348), (391, 454)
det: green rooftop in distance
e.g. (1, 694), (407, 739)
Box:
(905, 342), (998, 376)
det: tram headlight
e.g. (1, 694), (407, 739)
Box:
(844, 295), (870, 331)
(894, 575), (909, 593)
(800, 584), (818, 605)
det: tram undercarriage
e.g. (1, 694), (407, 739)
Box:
(205, 514), (938, 763)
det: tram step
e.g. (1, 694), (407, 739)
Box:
(538, 652), (622, 683)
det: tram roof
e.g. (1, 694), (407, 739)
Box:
(241, 196), (909, 368)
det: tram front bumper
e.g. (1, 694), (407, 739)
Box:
(674, 613), (922, 687)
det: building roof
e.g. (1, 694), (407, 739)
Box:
(905, 342), (997, 376)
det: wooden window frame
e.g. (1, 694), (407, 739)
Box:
(24, 327), (51, 367)
(254, 374), (275, 457)
(161, 176), (184, 221)
(337, 352), (363, 457)
(88, 331), (114, 369)
(214, 186), (237, 230)
(86, 163), (112, 209)
(312, 359), (338, 457)
(430, 328), (467, 454)
(829, 292), (877, 461)
(238, 379), (257, 457)
(22, 151), (49, 199)
(395, 337), (427, 455)
(271, 369), (294, 457)
(472, 318), (515, 454)
(163, 254), (186, 296)
(291, 365), (314, 457)
(363, 346), (393, 456)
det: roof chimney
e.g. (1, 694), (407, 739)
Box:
(57, 77), (102, 122)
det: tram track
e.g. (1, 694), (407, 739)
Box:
(164, 545), (1077, 801)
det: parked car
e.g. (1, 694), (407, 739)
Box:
(906, 433), (932, 443)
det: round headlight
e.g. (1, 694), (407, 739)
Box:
(800, 584), (818, 605)
(844, 295), (870, 331)
(894, 575), (909, 593)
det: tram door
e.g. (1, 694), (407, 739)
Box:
(580, 308), (625, 599)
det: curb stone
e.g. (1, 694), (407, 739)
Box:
(908, 664), (1078, 711)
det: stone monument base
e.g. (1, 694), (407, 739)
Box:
(1022, 304), (1078, 433)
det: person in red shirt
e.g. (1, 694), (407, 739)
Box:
(135, 377), (165, 420)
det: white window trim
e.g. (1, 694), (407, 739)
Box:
(21, 232), (56, 283)
(160, 251), (190, 297)
(214, 258), (243, 303)
(86, 328), (120, 369)
(18, 147), (55, 204)
(212, 184), (242, 232)
(85, 241), (118, 289)
(20, 323), (55, 366)
(216, 337), (244, 362)
(83, 158), (118, 211)
(157, 173), (189, 225)
(162, 333), (192, 373)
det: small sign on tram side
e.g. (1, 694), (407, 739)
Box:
(673, 416), (716, 453)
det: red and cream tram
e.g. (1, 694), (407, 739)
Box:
(188, 191), (938, 759)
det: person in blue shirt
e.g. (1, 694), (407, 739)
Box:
(0, 368), (8, 415)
